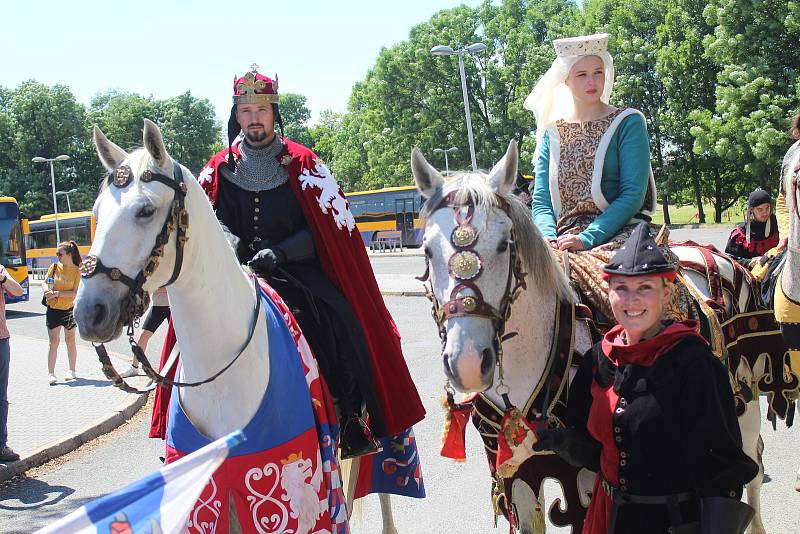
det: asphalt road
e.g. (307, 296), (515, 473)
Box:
(3, 227), (800, 533)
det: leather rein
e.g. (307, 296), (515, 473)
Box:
(417, 191), (527, 401)
(80, 161), (261, 394)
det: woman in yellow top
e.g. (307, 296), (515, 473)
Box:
(42, 241), (81, 385)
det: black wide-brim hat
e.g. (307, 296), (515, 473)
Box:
(603, 221), (677, 280)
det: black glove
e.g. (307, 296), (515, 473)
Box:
(532, 427), (600, 470)
(248, 248), (284, 274)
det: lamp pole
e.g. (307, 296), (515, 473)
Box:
(431, 43), (487, 172)
(32, 154), (70, 243)
(56, 188), (78, 212)
(433, 147), (458, 176)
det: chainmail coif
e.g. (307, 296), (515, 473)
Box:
(224, 135), (289, 191)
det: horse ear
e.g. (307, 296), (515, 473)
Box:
(142, 118), (169, 166)
(487, 140), (519, 196)
(93, 125), (127, 171)
(411, 148), (444, 199)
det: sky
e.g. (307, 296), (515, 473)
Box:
(1, 0), (483, 124)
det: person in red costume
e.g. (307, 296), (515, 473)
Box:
(533, 221), (757, 533)
(150, 67), (425, 458)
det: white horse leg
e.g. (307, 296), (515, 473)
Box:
(378, 493), (399, 534)
(739, 397), (766, 534)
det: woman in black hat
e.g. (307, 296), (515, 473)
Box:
(725, 187), (780, 268)
(534, 222), (757, 533)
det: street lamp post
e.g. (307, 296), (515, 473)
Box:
(32, 154), (70, 243)
(433, 147), (458, 176)
(56, 188), (78, 212)
(431, 42), (487, 172)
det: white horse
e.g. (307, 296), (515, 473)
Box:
(413, 140), (774, 534)
(73, 119), (398, 533)
(412, 141), (595, 534)
(778, 140), (800, 493)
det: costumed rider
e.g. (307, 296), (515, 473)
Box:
(725, 187), (780, 269)
(198, 67), (425, 458)
(531, 222), (758, 534)
(524, 33), (674, 324)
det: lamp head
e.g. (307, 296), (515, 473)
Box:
(466, 43), (487, 54)
(55, 155), (70, 161)
(31, 157), (47, 163)
(430, 45), (454, 56)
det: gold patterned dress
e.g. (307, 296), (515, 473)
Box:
(539, 110), (689, 322)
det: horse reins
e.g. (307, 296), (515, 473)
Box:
(80, 161), (260, 394)
(418, 192), (527, 404)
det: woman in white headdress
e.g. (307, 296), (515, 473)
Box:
(525, 33), (660, 321)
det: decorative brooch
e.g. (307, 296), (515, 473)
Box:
(452, 225), (477, 248)
(113, 166), (132, 188)
(449, 251), (482, 280)
(280, 154), (292, 166)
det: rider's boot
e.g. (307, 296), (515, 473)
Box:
(340, 411), (382, 460)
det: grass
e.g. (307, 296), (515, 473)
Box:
(650, 204), (739, 226)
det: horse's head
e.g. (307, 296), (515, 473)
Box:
(74, 119), (192, 342)
(413, 141), (569, 393)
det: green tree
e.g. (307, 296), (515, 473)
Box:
(279, 93), (314, 149)
(329, 0), (581, 190)
(154, 91), (221, 174)
(692, 0), (800, 214)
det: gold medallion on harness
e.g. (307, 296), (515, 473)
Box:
(452, 225), (477, 248)
(449, 251), (481, 280)
(463, 296), (478, 312)
(113, 166), (132, 188)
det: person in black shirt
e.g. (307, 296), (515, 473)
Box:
(535, 222), (758, 533)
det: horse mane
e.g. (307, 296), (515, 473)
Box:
(782, 140), (800, 192)
(421, 172), (574, 303)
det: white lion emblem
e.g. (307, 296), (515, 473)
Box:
(280, 452), (328, 534)
(298, 161), (356, 233)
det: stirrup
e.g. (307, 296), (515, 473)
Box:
(340, 416), (382, 460)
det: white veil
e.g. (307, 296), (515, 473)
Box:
(523, 35), (616, 153)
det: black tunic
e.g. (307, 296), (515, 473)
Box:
(566, 335), (758, 533)
(215, 175), (386, 436)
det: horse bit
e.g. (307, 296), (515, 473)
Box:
(417, 192), (527, 403)
(79, 161), (261, 394)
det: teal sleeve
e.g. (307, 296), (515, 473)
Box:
(532, 132), (557, 239)
(579, 114), (650, 249)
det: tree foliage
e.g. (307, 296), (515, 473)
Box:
(0, 82), (222, 219)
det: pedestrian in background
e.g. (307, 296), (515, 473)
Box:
(119, 287), (170, 378)
(0, 264), (24, 462)
(43, 241), (81, 385)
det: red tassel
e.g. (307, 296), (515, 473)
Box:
(440, 392), (475, 461)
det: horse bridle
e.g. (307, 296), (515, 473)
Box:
(418, 192), (527, 399)
(80, 161), (261, 394)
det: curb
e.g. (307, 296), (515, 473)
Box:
(0, 389), (150, 483)
(380, 290), (426, 297)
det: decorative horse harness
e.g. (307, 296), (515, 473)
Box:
(418, 191), (590, 531)
(80, 161), (261, 394)
(417, 191), (528, 404)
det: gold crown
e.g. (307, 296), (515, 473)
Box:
(280, 452), (303, 465)
(233, 71), (279, 104)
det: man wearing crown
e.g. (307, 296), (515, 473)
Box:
(150, 67), (426, 460)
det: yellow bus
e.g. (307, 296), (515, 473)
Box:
(0, 197), (29, 303)
(347, 185), (424, 248)
(25, 211), (96, 276)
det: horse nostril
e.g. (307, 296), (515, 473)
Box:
(481, 347), (495, 376)
(442, 352), (454, 378)
(93, 303), (108, 326)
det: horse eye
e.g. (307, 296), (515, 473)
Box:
(136, 205), (156, 219)
(497, 240), (509, 253)
(424, 246), (432, 258)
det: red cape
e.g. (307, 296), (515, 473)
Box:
(150, 138), (425, 438)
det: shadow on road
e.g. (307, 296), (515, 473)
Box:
(5, 310), (45, 320)
(0, 476), (76, 513)
(58, 378), (114, 388)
